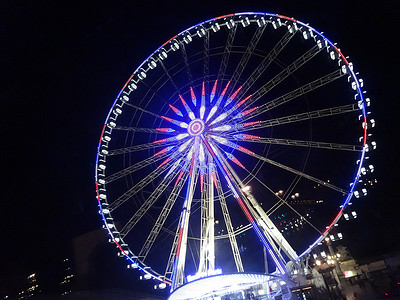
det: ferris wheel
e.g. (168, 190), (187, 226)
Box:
(95, 12), (374, 298)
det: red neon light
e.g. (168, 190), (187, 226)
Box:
(202, 138), (216, 158)
(211, 172), (218, 188)
(223, 165), (232, 180)
(333, 46), (349, 65)
(122, 73), (134, 90)
(210, 80), (218, 100)
(243, 121), (261, 127)
(174, 171), (184, 187)
(363, 116), (367, 146)
(323, 208), (343, 235)
(179, 94), (187, 106)
(215, 14), (234, 20)
(238, 146), (254, 155)
(228, 86), (242, 101)
(190, 87), (196, 102)
(169, 104), (182, 116)
(220, 81), (231, 98)
(242, 134), (260, 140)
(175, 228), (184, 256)
(114, 238), (127, 255)
(153, 138), (167, 144)
(189, 152), (195, 174)
(200, 174), (204, 192)
(236, 197), (254, 222)
(156, 128), (172, 132)
(158, 157), (170, 169)
(231, 156), (245, 169)
(95, 182), (100, 202)
(154, 148), (167, 157)
(276, 14), (296, 22)
(161, 116), (173, 122)
(99, 124), (106, 143)
(241, 106), (258, 117)
(162, 35), (178, 47)
(236, 94), (252, 108)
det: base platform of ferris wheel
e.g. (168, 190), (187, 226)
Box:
(168, 273), (292, 300)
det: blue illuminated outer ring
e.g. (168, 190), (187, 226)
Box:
(95, 12), (369, 284)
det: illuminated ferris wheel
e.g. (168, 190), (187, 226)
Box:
(95, 12), (374, 299)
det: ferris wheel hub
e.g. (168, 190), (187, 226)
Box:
(187, 119), (205, 136)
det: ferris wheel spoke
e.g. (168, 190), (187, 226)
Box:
(240, 68), (345, 122)
(214, 170), (244, 272)
(240, 30), (295, 98)
(124, 102), (163, 119)
(108, 139), (182, 156)
(159, 60), (181, 95)
(228, 136), (363, 152)
(226, 25), (266, 94)
(138, 170), (190, 261)
(203, 30), (210, 82)
(164, 170), (201, 283)
(198, 162), (213, 274)
(168, 142), (200, 290)
(231, 103), (359, 133)
(179, 42), (193, 85)
(120, 163), (185, 238)
(108, 158), (177, 212)
(114, 126), (176, 134)
(217, 25), (237, 90)
(232, 146), (348, 195)
(244, 44), (322, 109)
(105, 152), (170, 184)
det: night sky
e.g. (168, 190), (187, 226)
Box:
(1, 0), (399, 295)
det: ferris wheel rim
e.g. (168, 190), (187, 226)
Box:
(95, 12), (370, 286)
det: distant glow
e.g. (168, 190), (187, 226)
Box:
(344, 271), (355, 278)
(241, 186), (251, 192)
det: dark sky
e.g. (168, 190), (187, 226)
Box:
(1, 0), (399, 295)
